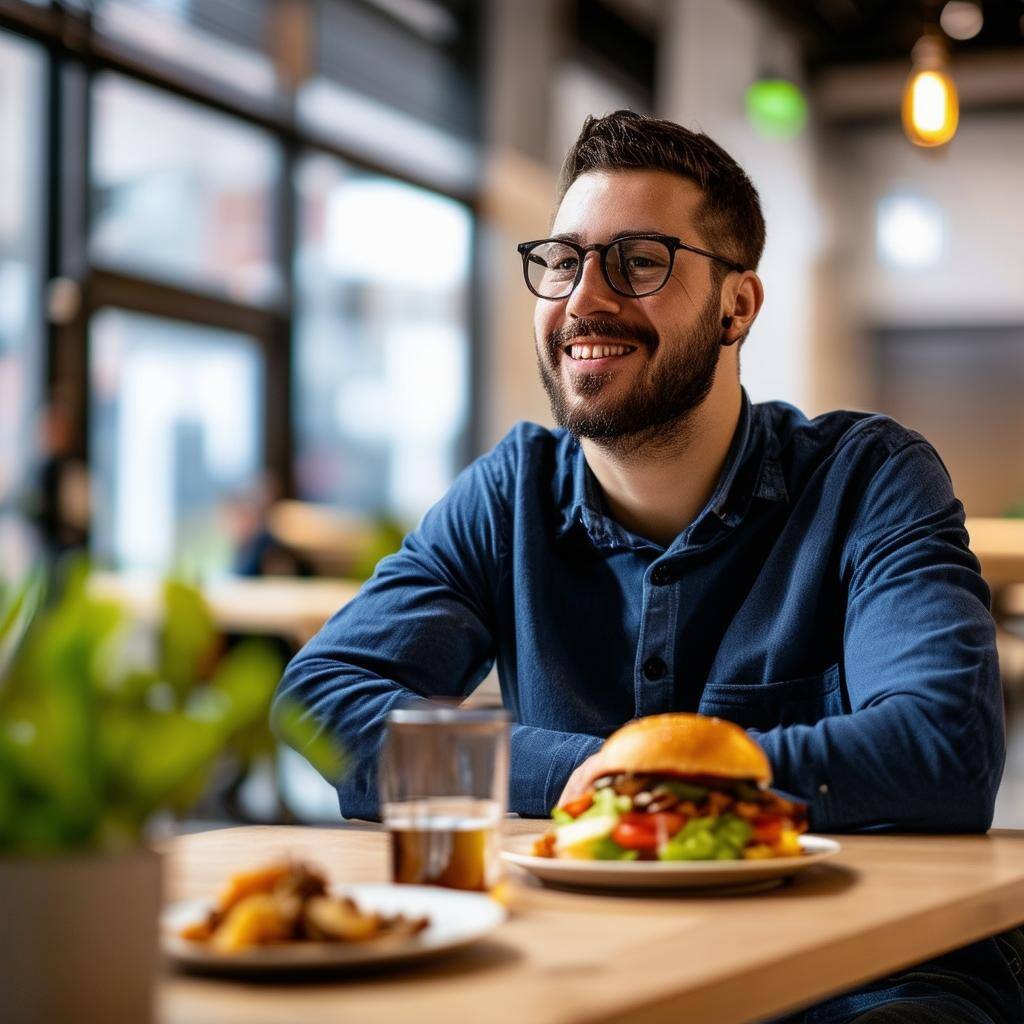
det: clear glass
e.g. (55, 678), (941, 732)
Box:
(0, 33), (45, 508)
(293, 153), (472, 526)
(380, 706), (509, 892)
(90, 72), (281, 304)
(92, 0), (279, 98)
(89, 308), (264, 574)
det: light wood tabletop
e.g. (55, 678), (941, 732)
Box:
(967, 517), (1024, 590)
(160, 821), (1024, 1024)
(91, 572), (360, 646)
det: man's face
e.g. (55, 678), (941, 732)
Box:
(534, 169), (725, 447)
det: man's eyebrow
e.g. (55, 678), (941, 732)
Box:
(548, 228), (670, 243)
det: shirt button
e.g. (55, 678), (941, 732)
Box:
(642, 656), (667, 680)
(650, 564), (673, 586)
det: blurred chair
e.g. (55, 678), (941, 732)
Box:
(266, 500), (402, 579)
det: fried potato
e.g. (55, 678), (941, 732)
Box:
(181, 861), (431, 952)
(210, 894), (294, 952)
(302, 896), (381, 942)
(216, 864), (292, 914)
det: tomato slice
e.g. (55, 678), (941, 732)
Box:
(561, 793), (594, 819)
(752, 815), (784, 846)
(612, 820), (657, 850)
(612, 812), (685, 850)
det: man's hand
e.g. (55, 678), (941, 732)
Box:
(558, 752), (604, 807)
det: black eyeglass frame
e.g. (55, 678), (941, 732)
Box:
(516, 233), (746, 301)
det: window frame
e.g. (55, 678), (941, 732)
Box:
(0, 0), (482, 551)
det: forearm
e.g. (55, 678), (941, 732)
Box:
(753, 694), (1004, 833)
(276, 657), (603, 820)
(273, 655), (438, 820)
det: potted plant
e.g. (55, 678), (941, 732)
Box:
(0, 564), (294, 1024)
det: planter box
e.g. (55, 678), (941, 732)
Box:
(0, 848), (163, 1024)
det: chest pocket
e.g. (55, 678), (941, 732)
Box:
(697, 664), (844, 732)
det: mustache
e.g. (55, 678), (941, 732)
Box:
(547, 318), (659, 354)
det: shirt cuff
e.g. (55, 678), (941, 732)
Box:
(510, 724), (604, 818)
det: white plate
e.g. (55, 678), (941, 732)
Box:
(162, 884), (506, 974)
(502, 833), (841, 891)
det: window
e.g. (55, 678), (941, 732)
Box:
(91, 73), (282, 303)
(294, 155), (472, 525)
(298, 0), (479, 193)
(1, 0), (481, 580)
(92, 0), (280, 97)
(0, 33), (46, 512)
(90, 309), (264, 574)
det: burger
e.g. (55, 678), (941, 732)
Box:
(533, 713), (807, 861)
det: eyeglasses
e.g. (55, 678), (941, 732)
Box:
(516, 233), (744, 301)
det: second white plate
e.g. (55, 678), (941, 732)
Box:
(502, 833), (841, 891)
(163, 883), (506, 974)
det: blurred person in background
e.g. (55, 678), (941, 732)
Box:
(276, 111), (1022, 1023)
(28, 382), (90, 558)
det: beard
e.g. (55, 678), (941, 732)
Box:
(536, 292), (723, 455)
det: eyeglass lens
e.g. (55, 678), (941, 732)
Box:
(525, 238), (674, 298)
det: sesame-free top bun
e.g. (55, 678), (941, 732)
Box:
(587, 713), (772, 788)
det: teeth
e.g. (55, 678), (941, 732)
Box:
(569, 344), (632, 360)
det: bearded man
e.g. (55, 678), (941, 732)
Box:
(275, 111), (1021, 1022)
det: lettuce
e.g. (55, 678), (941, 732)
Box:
(589, 836), (639, 861)
(551, 785), (631, 824)
(657, 813), (752, 861)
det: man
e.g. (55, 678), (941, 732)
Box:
(275, 111), (1021, 1022)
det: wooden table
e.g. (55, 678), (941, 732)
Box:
(160, 821), (1024, 1024)
(967, 517), (1024, 591)
(91, 573), (360, 647)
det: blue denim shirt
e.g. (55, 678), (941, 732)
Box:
(275, 393), (1005, 827)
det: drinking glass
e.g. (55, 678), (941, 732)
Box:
(380, 705), (509, 892)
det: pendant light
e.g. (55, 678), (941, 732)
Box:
(902, 34), (959, 148)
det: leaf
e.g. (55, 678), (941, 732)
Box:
(160, 579), (218, 699)
(193, 640), (281, 730)
(350, 518), (406, 581)
(125, 709), (229, 813)
(273, 700), (347, 782)
(0, 569), (45, 684)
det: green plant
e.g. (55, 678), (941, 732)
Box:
(0, 564), (340, 856)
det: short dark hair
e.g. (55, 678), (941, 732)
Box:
(557, 110), (766, 276)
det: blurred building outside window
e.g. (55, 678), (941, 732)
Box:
(296, 80), (478, 196)
(92, 0), (280, 97)
(294, 154), (472, 529)
(90, 308), (264, 575)
(90, 72), (282, 305)
(0, 31), (46, 572)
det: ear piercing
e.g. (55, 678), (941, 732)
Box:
(720, 314), (738, 346)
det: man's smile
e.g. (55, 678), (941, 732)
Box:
(563, 340), (640, 366)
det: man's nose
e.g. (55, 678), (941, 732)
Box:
(565, 251), (621, 318)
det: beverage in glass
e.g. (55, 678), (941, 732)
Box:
(380, 706), (509, 892)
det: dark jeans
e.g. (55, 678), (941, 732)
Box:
(764, 930), (1024, 1024)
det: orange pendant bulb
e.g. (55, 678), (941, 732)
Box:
(902, 35), (959, 148)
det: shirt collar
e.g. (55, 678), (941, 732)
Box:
(553, 390), (788, 547)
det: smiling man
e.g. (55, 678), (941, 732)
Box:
(276, 111), (1021, 1022)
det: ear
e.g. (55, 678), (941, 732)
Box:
(720, 271), (764, 345)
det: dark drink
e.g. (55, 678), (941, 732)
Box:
(386, 798), (501, 892)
